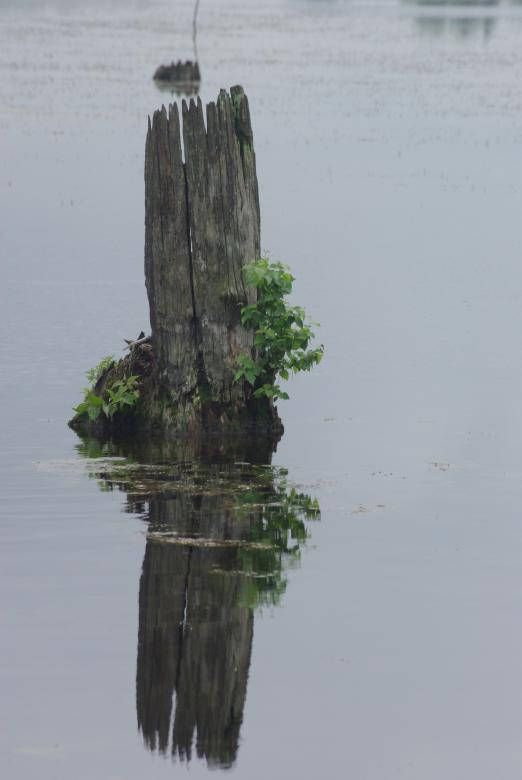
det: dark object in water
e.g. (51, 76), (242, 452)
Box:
(153, 60), (200, 84)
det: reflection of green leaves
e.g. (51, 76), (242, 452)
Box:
(234, 477), (320, 609)
(75, 438), (117, 459)
(74, 448), (320, 612)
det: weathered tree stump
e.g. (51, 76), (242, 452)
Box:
(70, 86), (282, 441)
(144, 86), (265, 429)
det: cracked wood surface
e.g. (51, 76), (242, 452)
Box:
(144, 86), (260, 407)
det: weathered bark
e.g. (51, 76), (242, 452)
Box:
(144, 102), (197, 399)
(183, 89), (260, 402)
(145, 87), (260, 402)
(142, 86), (278, 433)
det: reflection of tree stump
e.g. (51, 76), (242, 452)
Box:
(137, 493), (255, 768)
(77, 451), (320, 769)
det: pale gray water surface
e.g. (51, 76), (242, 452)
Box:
(1, 0), (522, 777)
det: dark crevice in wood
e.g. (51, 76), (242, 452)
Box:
(182, 160), (200, 356)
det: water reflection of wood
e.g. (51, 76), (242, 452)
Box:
(76, 444), (320, 769)
(75, 430), (278, 467)
(137, 493), (254, 767)
(153, 73), (200, 99)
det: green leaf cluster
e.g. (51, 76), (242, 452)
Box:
(102, 375), (140, 419)
(74, 389), (105, 422)
(73, 357), (140, 422)
(235, 258), (323, 401)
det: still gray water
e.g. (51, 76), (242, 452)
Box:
(1, 0), (522, 777)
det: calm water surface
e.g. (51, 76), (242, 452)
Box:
(1, 0), (522, 777)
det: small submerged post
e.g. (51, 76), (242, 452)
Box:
(153, 0), (201, 88)
(153, 60), (200, 89)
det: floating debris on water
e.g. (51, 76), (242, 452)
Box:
(147, 532), (276, 549)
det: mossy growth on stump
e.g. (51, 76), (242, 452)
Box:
(70, 86), (284, 440)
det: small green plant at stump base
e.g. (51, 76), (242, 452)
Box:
(101, 375), (140, 419)
(235, 258), (323, 401)
(73, 356), (140, 422)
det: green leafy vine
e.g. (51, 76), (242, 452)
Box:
(235, 258), (323, 401)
